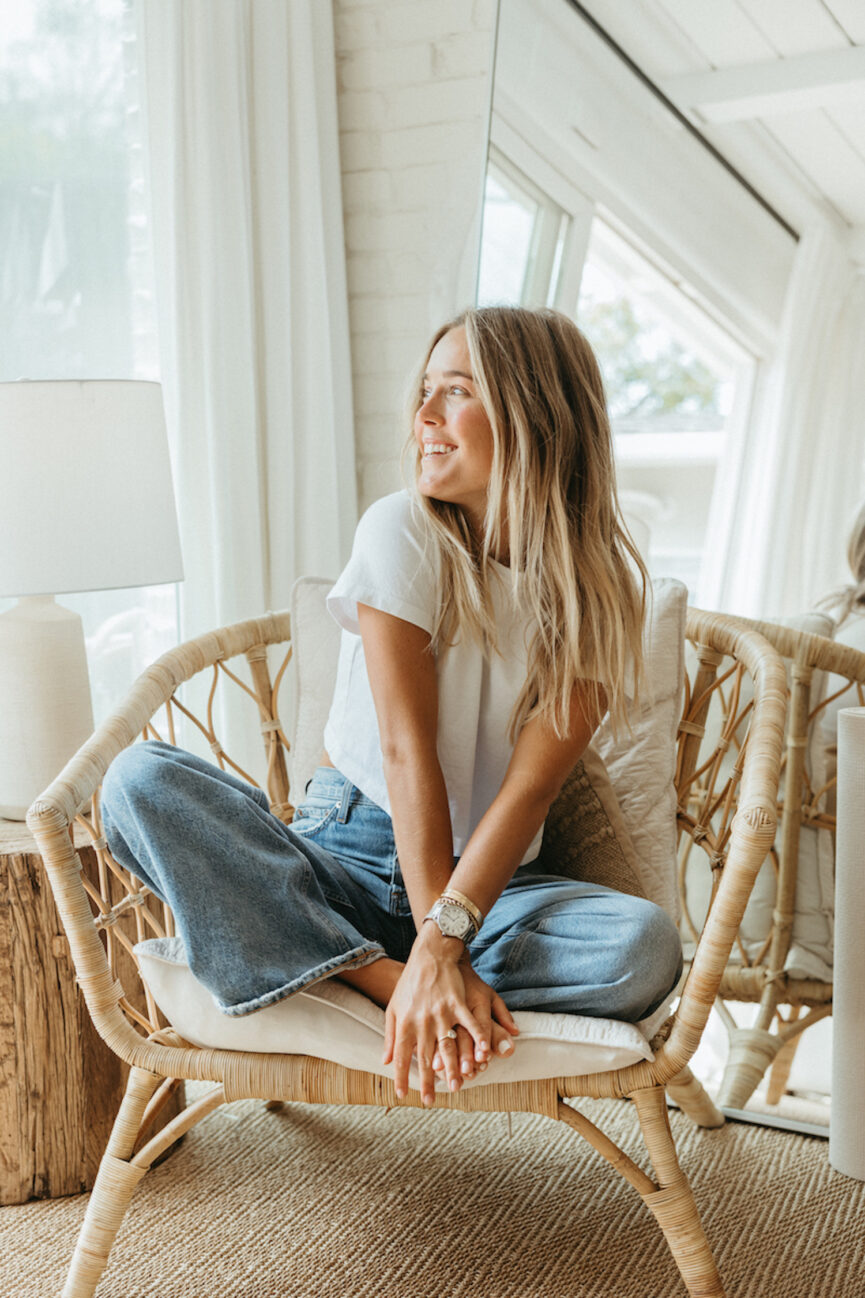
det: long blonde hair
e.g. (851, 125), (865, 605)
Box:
(818, 500), (865, 627)
(399, 305), (647, 740)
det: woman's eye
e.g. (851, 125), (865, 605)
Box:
(450, 386), (467, 396)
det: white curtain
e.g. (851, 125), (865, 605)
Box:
(720, 225), (865, 618)
(136, 0), (356, 645)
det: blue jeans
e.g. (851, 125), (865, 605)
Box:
(101, 741), (682, 1021)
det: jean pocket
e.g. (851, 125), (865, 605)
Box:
(290, 800), (340, 838)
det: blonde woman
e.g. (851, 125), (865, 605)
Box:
(102, 306), (682, 1108)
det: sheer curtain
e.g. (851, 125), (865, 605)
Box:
(136, 0), (356, 647)
(0, 0), (177, 725)
(720, 225), (865, 618)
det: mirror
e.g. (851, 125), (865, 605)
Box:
(479, 0), (831, 1133)
(478, 0), (791, 611)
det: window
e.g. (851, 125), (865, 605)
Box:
(1, 0), (177, 723)
(478, 153), (568, 309)
(577, 218), (755, 600)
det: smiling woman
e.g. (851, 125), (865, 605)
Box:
(102, 303), (681, 1114)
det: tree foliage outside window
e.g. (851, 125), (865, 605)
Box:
(579, 294), (724, 427)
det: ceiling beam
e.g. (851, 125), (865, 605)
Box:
(661, 46), (865, 123)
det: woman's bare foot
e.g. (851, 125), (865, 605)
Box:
(337, 956), (404, 1009)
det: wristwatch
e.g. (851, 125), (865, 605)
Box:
(423, 896), (480, 946)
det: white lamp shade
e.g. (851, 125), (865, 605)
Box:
(0, 380), (183, 597)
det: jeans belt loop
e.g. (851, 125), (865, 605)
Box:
(337, 776), (354, 824)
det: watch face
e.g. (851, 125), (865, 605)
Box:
(438, 902), (472, 939)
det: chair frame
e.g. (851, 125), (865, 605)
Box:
(683, 613), (865, 1111)
(27, 608), (786, 1298)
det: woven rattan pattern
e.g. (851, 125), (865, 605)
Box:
(27, 608), (788, 1297)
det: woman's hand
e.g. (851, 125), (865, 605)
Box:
(440, 960), (519, 1076)
(383, 924), (519, 1106)
(383, 923), (485, 1105)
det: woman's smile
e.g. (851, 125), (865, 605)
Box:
(415, 325), (494, 525)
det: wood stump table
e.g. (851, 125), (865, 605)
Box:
(0, 817), (184, 1204)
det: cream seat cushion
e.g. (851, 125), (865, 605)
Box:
(136, 936), (673, 1091)
(135, 575), (686, 1091)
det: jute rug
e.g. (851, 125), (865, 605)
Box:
(3, 1090), (862, 1297)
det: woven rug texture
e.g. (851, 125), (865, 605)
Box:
(2, 1092), (862, 1297)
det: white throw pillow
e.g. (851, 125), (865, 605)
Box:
(591, 579), (687, 921)
(136, 936), (672, 1092)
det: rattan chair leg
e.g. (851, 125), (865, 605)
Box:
(62, 1068), (162, 1298)
(62, 1153), (148, 1298)
(765, 1023), (802, 1105)
(666, 1067), (725, 1129)
(717, 1026), (780, 1109)
(632, 1086), (726, 1298)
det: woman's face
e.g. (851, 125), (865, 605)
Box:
(414, 326), (494, 528)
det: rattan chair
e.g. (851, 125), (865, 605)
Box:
(27, 607), (785, 1298)
(680, 614), (865, 1111)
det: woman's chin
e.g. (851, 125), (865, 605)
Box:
(417, 477), (452, 504)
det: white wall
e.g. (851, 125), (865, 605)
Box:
(333, 0), (497, 513)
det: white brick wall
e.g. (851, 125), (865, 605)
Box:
(334, 0), (497, 512)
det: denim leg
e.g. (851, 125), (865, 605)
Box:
(470, 868), (683, 1023)
(101, 741), (386, 1016)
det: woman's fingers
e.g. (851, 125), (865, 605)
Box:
(491, 990), (520, 1036)
(435, 1026), (464, 1093)
(456, 1025), (476, 1078)
(392, 1033), (415, 1100)
(417, 1028), (440, 1106)
(452, 1003), (489, 1061)
(489, 1020), (515, 1058)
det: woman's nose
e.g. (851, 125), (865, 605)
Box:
(419, 397), (442, 423)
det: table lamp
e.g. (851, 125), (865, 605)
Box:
(0, 380), (183, 819)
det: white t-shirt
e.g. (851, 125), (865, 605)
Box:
(324, 490), (543, 864)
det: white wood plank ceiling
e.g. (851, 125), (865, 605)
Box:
(577, 0), (865, 263)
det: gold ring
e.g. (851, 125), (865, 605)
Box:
(437, 1028), (458, 1043)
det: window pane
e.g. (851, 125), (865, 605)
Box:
(578, 233), (731, 431)
(576, 218), (751, 598)
(1, 0), (176, 725)
(477, 171), (537, 306)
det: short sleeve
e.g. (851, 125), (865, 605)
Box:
(326, 491), (438, 636)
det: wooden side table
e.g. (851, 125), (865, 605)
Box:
(0, 818), (183, 1204)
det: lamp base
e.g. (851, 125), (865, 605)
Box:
(0, 597), (95, 819)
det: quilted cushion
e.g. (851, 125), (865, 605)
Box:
(135, 936), (673, 1092)
(534, 743), (645, 900)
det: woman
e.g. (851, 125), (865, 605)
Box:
(102, 306), (682, 1108)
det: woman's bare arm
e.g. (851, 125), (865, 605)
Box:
(447, 681), (608, 912)
(357, 602), (606, 1104)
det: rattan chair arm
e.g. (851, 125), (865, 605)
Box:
(654, 610), (787, 1080)
(712, 609), (865, 680)
(27, 609), (291, 827)
(25, 610), (291, 1075)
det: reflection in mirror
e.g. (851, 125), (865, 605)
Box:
(479, 0), (833, 1133)
(478, 0), (775, 606)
